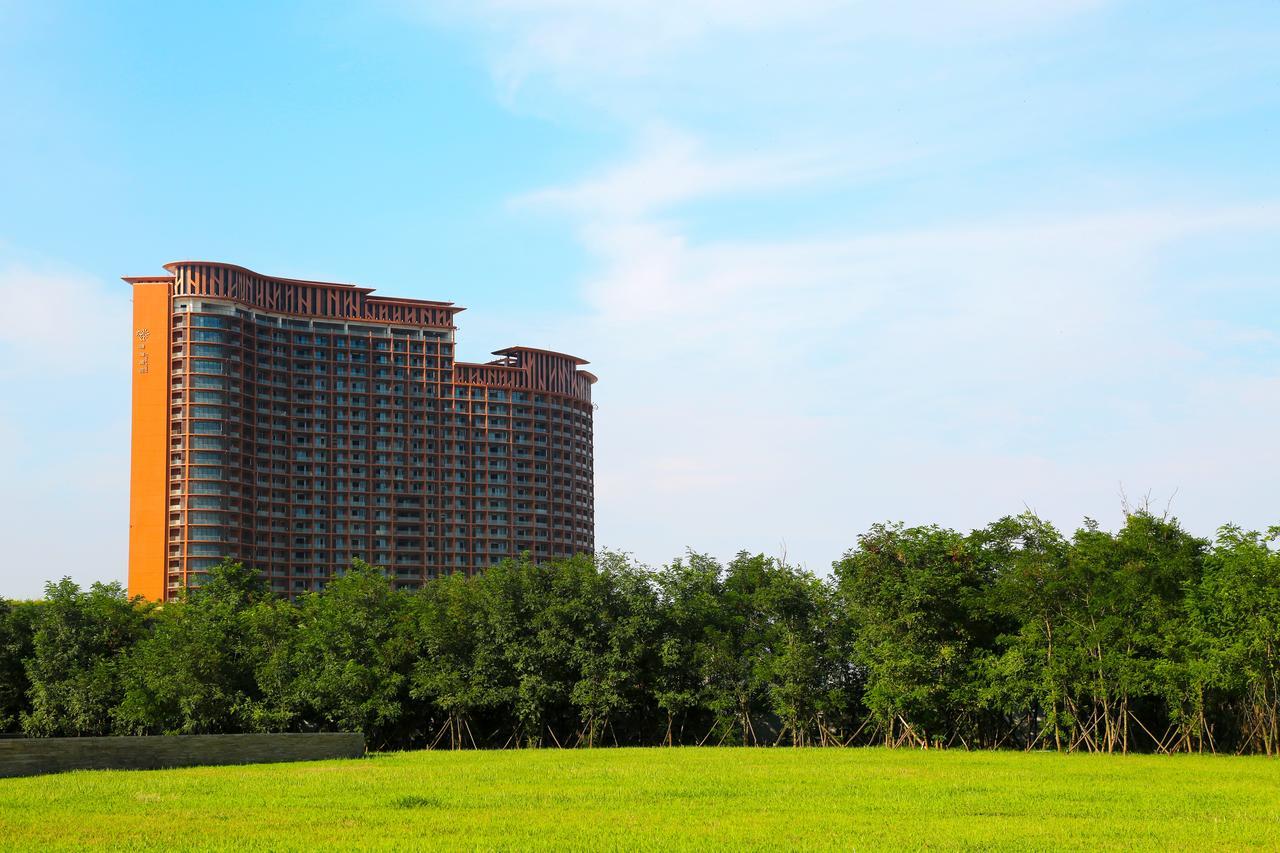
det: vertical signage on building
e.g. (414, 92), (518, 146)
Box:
(136, 328), (151, 374)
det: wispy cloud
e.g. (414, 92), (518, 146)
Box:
(513, 125), (860, 218)
(0, 257), (131, 597)
(431, 0), (1111, 84)
(412, 0), (1280, 567)
(0, 261), (130, 376)
(550, 197), (1280, 567)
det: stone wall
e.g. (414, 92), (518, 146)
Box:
(0, 733), (365, 778)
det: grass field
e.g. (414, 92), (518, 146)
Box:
(1, 747), (1278, 850)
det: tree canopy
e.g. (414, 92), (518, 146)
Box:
(3, 510), (1278, 754)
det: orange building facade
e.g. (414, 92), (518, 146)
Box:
(126, 261), (596, 601)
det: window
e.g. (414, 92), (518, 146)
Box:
(189, 511), (226, 524)
(192, 329), (227, 342)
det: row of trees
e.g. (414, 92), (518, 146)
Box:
(2, 511), (1278, 754)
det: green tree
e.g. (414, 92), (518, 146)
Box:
(237, 589), (302, 732)
(409, 571), (495, 749)
(288, 560), (416, 748)
(115, 559), (273, 734)
(835, 524), (996, 748)
(1181, 525), (1280, 754)
(978, 513), (1075, 750)
(566, 551), (659, 747)
(653, 553), (724, 745)
(695, 553), (769, 746)
(1064, 512), (1206, 753)
(692, 553), (831, 746)
(22, 579), (151, 736)
(985, 511), (1207, 753)
(468, 555), (569, 747)
(0, 599), (40, 732)
(761, 569), (844, 746)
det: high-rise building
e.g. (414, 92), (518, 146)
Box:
(126, 261), (596, 601)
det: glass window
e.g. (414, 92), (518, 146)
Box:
(192, 329), (227, 342)
(189, 511), (226, 524)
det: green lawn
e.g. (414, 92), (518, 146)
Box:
(1, 747), (1278, 850)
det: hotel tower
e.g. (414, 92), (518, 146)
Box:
(126, 261), (596, 601)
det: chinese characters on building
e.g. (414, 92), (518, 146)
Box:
(136, 328), (150, 374)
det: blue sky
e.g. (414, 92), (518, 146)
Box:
(1, 1), (1278, 597)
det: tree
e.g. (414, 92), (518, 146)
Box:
(653, 552), (724, 745)
(690, 552), (832, 746)
(467, 555), (568, 747)
(983, 511), (1207, 753)
(979, 513), (1075, 750)
(288, 560), (416, 749)
(4, 513), (1278, 754)
(566, 551), (659, 747)
(22, 579), (151, 736)
(761, 569), (842, 746)
(835, 524), (996, 748)
(1062, 511), (1206, 753)
(1181, 525), (1280, 754)
(115, 559), (274, 735)
(0, 599), (40, 732)
(409, 571), (493, 749)
(696, 553), (770, 746)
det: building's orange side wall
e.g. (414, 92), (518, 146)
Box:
(128, 283), (171, 601)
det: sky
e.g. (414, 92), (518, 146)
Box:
(0, 1), (1278, 597)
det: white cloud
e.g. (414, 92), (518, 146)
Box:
(409, 1), (1280, 567)
(0, 262), (131, 375)
(559, 200), (1280, 567)
(0, 259), (131, 597)
(562, 195), (1280, 359)
(411, 0), (1280, 566)
(429, 0), (1111, 83)
(514, 125), (858, 218)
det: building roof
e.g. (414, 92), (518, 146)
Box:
(123, 260), (461, 311)
(492, 345), (591, 366)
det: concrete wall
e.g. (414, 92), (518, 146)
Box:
(0, 733), (365, 778)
